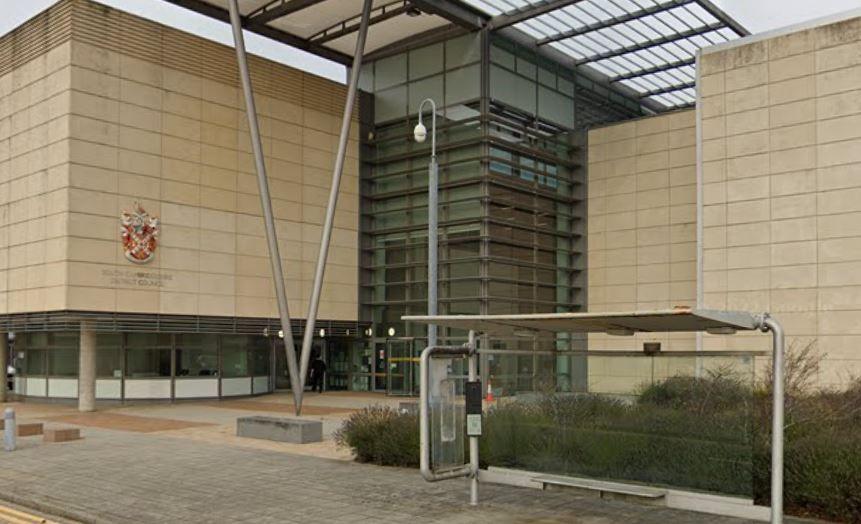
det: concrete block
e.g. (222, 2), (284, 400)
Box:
(44, 428), (82, 443)
(236, 416), (322, 444)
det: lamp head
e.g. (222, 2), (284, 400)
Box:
(413, 122), (427, 143)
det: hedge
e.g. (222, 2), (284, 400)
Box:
(334, 375), (861, 522)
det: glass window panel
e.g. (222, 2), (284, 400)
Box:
(538, 86), (575, 129)
(96, 333), (122, 378)
(446, 280), (480, 298)
(126, 348), (171, 378)
(408, 75), (444, 116)
(25, 349), (46, 375)
(250, 337), (271, 376)
(516, 53), (537, 79)
(49, 347), (78, 377)
(375, 85), (408, 123)
(490, 45), (515, 69)
(375, 53), (407, 90)
(409, 43), (444, 79)
(445, 65), (480, 106)
(175, 334), (218, 377)
(446, 34), (481, 68)
(222, 335), (249, 378)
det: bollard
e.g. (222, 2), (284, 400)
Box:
(4, 408), (15, 451)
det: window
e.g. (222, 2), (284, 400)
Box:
(48, 347), (78, 377)
(175, 334), (218, 377)
(250, 337), (271, 376)
(96, 334), (123, 378)
(222, 336), (249, 378)
(126, 333), (172, 378)
(25, 349), (46, 376)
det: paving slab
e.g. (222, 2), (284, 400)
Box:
(0, 424), (758, 524)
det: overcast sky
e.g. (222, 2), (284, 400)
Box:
(2, 0), (860, 84)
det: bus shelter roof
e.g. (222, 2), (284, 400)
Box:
(402, 307), (762, 336)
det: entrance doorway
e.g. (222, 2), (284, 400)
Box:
(386, 338), (418, 396)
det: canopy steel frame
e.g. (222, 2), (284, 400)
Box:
(227, 0), (303, 412)
(297, 0), (374, 415)
(535, 0), (696, 46)
(311, 1), (409, 45)
(164, 0), (351, 64)
(574, 21), (723, 65)
(409, 0), (486, 30)
(247, 0), (326, 27)
(488, 0), (585, 30)
(610, 56), (695, 82)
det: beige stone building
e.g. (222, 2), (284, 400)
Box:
(1, 0), (361, 401)
(587, 11), (861, 389)
(3, 0), (860, 402)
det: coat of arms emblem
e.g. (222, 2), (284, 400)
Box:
(120, 203), (159, 264)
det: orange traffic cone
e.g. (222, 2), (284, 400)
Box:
(485, 379), (494, 402)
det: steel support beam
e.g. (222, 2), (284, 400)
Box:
(227, 0), (303, 412)
(164, 0), (351, 65)
(297, 0), (373, 415)
(610, 56), (695, 82)
(312, 2), (409, 45)
(536, 0), (694, 46)
(247, 0), (326, 28)
(575, 21), (723, 65)
(639, 80), (695, 97)
(489, 0), (585, 31)
(409, 0), (486, 30)
(698, 0), (750, 36)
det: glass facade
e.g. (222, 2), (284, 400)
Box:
(12, 332), (278, 399)
(360, 31), (644, 396)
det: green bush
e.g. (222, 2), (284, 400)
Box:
(333, 406), (419, 467)
(335, 374), (861, 522)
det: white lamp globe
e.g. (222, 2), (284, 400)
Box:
(413, 122), (427, 143)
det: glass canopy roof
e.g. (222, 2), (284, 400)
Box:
(463, 0), (747, 109)
(165, 0), (749, 112)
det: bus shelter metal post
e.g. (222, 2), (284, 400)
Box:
(419, 331), (479, 494)
(467, 330), (479, 506)
(758, 314), (784, 524)
(227, 0), (302, 412)
(297, 0), (373, 415)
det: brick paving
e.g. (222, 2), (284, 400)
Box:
(0, 426), (759, 524)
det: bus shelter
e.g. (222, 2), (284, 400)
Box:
(403, 308), (785, 524)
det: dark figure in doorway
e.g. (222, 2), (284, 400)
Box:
(309, 356), (327, 393)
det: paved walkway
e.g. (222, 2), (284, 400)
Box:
(0, 428), (755, 524)
(0, 393), (759, 523)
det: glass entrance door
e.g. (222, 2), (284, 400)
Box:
(387, 338), (418, 396)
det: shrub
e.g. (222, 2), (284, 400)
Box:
(334, 355), (861, 522)
(333, 406), (419, 467)
(638, 367), (751, 415)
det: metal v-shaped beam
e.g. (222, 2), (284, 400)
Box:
(227, 0), (303, 413)
(296, 0), (374, 415)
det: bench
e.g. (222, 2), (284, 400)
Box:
(0, 421), (43, 436)
(534, 474), (667, 504)
(44, 428), (82, 443)
(236, 416), (322, 444)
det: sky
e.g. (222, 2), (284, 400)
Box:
(2, 0), (860, 84)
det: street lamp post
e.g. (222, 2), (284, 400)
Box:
(414, 99), (438, 351)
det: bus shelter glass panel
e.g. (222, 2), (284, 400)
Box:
(482, 352), (758, 498)
(430, 356), (465, 473)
